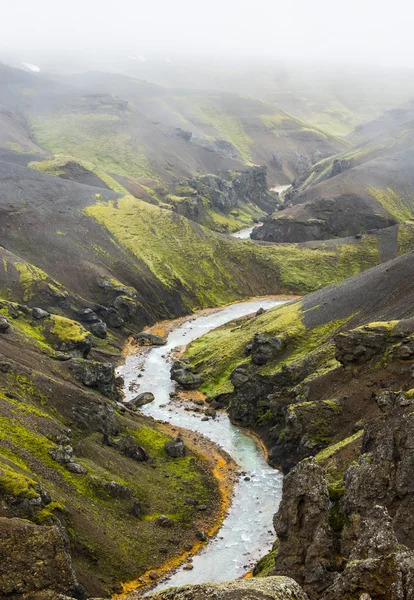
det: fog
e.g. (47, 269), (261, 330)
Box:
(1, 0), (414, 72)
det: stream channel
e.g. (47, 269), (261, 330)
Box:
(117, 298), (288, 592)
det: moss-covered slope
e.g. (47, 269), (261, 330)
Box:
(183, 252), (414, 470)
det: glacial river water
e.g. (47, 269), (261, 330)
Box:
(117, 298), (287, 592)
(232, 186), (291, 240)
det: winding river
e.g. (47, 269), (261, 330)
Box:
(232, 185), (291, 240)
(117, 298), (287, 592)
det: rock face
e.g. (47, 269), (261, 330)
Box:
(116, 435), (150, 462)
(271, 389), (414, 600)
(164, 166), (278, 230)
(69, 359), (121, 400)
(0, 517), (83, 599)
(335, 319), (414, 366)
(146, 577), (309, 600)
(251, 195), (397, 243)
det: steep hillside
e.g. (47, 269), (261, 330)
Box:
(0, 63), (345, 189)
(182, 251), (414, 470)
(0, 300), (221, 596)
(252, 147), (414, 242)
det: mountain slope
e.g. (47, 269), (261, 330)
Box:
(183, 251), (414, 469)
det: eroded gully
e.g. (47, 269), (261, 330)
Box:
(117, 298), (288, 592)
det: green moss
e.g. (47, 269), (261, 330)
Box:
(367, 187), (414, 222)
(181, 97), (253, 161)
(253, 540), (280, 577)
(50, 315), (90, 343)
(315, 430), (364, 463)
(0, 465), (39, 499)
(397, 222), (414, 254)
(14, 263), (47, 301)
(3, 141), (25, 153)
(31, 114), (158, 180)
(29, 156), (130, 194)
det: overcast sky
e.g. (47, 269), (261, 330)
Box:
(1, 0), (413, 69)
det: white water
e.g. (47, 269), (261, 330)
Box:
(117, 298), (286, 591)
(231, 185), (291, 240)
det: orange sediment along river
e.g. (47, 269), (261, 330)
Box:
(117, 297), (289, 595)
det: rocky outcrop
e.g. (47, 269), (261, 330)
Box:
(134, 332), (167, 346)
(165, 437), (186, 458)
(270, 389), (414, 600)
(116, 435), (150, 462)
(273, 459), (335, 595)
(251, 195), (397, 243)
(171, 361), (204, 390)
(145, 577), (309, 600)
(0, 517), (84, 600)
(165, 166), (278, 229)
(69, 358), (121, 400)
(247, 333), (284, 365)
(335, 319), (414, 366)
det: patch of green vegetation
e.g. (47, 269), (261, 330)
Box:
(397, 222), (414, 254)
(253, 540), (280, 577)
(182, 96), (253, 161)
(31, 114), (158, 180)
(14, 262), (47, 301)
(3, 141), (26, 153)
(50, 315), (90, 343)
(185, 299), (353, 397)
(367, 187), (414, 222)
(315, 430), (364, 463)
(0, 465), (39, 498)
(29, 156), (129, 194)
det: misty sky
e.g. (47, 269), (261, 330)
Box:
(1, 0), (413, 68)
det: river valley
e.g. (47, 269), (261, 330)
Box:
(117, 298), (289, 593)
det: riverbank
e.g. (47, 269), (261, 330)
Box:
(115, 417), (240, 598)
(116, 297), (290, 595)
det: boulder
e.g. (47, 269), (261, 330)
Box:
(49, 444), (74, 464)
(0, 317), (10, 332)
(334, 324), (391, 365)
(103, 481), (132, 499)
(116, 435), (150, 462)
(0, 517), (83, 599)
(72, 399), (119, 437)
(32, 307), (50, 320)
(146, 577), (309, 599)
(76, 307), (100, 323)
(90, 320), (107, 339)
(66, 462), (88, 475)
(155, 515), (174, 528)
(250, 333), (284, 365)
(135, 331), (167, 346)
(171, 362), (203, 389)
(129, 392), (155, 408)
(165, 437), (186, 458)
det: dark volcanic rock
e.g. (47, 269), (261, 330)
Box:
(0, 317), (10, 332)
(90, 320), (107, 338)
(171, 361), (203, 389)
(271, 389), (414, 599)
(0, 517), (83, 599)
(69, 358), (121, 399)
(116, 435), (150, 462)
(165, 436), (186, 458)
(32, 307), (50, 320)
(250, 333), (284, 365)
(72, 398), (119, 437)
(135, 331), (167, 346)
(129, 392), (155, 408)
